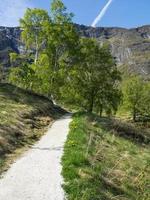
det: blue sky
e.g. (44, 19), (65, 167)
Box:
(0, 0), (150, 28)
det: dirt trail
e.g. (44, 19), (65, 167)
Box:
(0, 115), (72, 200)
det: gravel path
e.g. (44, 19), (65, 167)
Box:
(0, 115), (72, 200)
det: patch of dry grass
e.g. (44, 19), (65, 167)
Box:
(62, 113), (150, 200)
(0, 83), (66, 174)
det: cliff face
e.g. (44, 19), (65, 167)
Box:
(0, 26), (22, 68)
(0, 25), (150, 76)
(76, 24), (150, 76)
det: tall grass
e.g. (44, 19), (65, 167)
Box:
(62, 113), (150, 200)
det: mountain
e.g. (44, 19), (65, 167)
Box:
(76, 24), (150, 77)
(0, 27), (21, 68)
(0, 25), (150, 77)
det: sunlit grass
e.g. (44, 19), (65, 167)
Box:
(62, 113), (150, 200)
(0, 83), (64, 174)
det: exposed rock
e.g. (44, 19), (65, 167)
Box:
(76, 24), (150, 77)
(0, 26), (22, 69)
(0, 24), (150, 77)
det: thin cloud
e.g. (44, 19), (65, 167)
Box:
(0, 0), (33, 27)
(91, 0), (114, 27)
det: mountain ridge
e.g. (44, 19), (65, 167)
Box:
(0, 24), (150, 76)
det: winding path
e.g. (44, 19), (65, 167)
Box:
(0, 115), (72, 200)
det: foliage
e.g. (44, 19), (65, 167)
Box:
(50, 0), (74, 23)
(9, 0), (79, 97)
(140, 82), (150, 117)
(9, 0), (121, 115)
(20, 8), (50, 64)
(122, 76), (150, 121)
(9, 53), (18, 64)
(9, 63), (36, 90)
(60, 39), (122, 114)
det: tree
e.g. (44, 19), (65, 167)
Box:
(122, 76), (149, 121)
(60, 38), (122, 114)
(50, 0), (73, 23)
(8, 0), (121, 116)
(20, 8), (50, 64)
(9, 0), (79, 97)
(35, 0), (80, 97)
(141, 82), (150, 118)
(9, 62), (37, 90)
(95, 86), (122, 116)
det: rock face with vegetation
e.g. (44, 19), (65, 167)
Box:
(0, 24), (150, 76)
(0, 27), (21, 68)
(76, 24), (150, 77)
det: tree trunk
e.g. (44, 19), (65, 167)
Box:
(133, 107), (137, 122)
(35, 34), (39, 64)
(88, 102), (93, 113)
(88, 91), (95, 113)
(99, 105), (103, 117)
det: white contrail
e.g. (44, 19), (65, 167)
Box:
(91, 0), (114, 27)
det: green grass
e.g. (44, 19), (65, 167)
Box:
(0, 83), (65, 174)
(62, 113), (150, 200)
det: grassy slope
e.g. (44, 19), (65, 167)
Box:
(62, 113), (150, 200)
(0, 83), (65, 173)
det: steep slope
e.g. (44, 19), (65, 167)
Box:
(62, 113), (150, 200)
(0, 83), (66, 173)
(0, 25), (150, 76)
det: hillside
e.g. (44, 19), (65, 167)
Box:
(0, 25), (150, 77)
(62, 113), (150, 200)
(0, 83), (65, 173)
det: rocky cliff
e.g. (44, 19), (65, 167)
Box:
(76, 24), (150, 77)
(0, 25), (150, 76)
(0, 27), (22, 68)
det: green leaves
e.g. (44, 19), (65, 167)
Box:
(122, 76), (150, 121)
(60, 38), (122, 114)
(20, 8), (50, 64)
(51, 0), (73, 23)
(9, 0), (122, 116)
